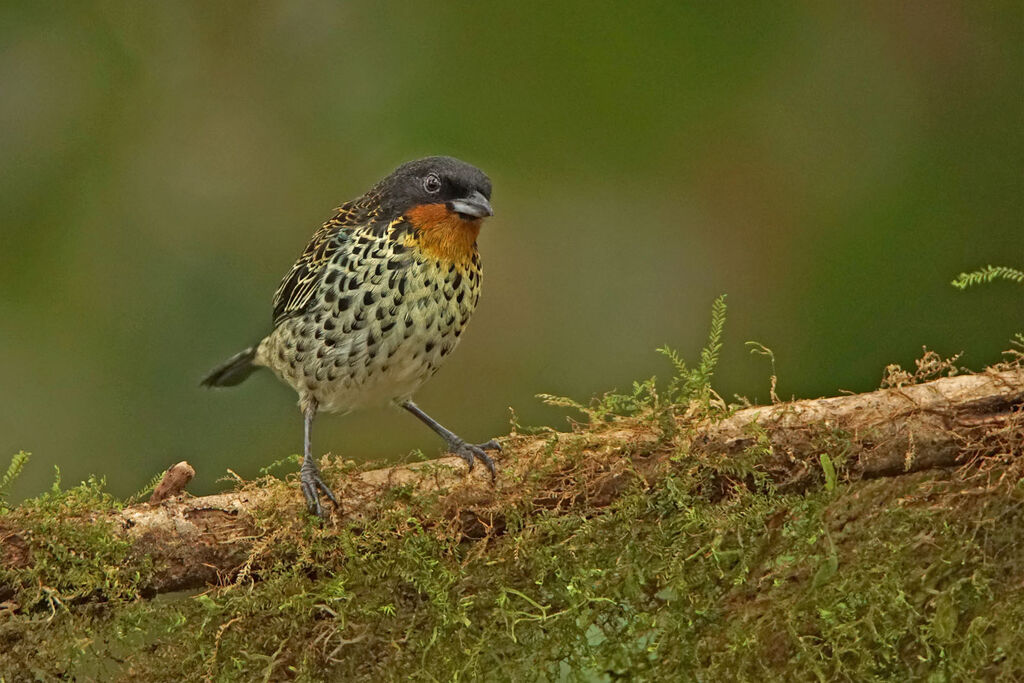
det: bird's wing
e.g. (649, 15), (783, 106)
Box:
(271, 204), (367, 326)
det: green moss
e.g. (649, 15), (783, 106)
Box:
(2, 336), (1020, 679)
(1, 442), (1021, 681)
(1, 471), (151, 610)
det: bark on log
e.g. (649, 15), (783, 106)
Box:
(695, 366), (1023, 490)
(1, 367), (1021, 599)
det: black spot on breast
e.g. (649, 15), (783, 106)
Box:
(363, 291), (376, 306)
(381, 320), (396, 333)
(376, 307), (386, 321)
(456, 290), (465, 304)
(425, 341), (435, 353)
(324, 319), (336, 331)
(453, 273), (462, 289)
(367, 332), (377, 347)
(338, 296), (351, 311)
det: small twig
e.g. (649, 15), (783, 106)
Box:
(149, 461), (196, 503)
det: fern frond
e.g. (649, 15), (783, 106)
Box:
(659, 295), (728, 407)
(952, 265), (1024, 290)
(696, 294), (727, 385)
(0, 451), (30, 506)
(656, 345), (688, 379)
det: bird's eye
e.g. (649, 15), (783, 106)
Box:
(422, 174), (442, 194)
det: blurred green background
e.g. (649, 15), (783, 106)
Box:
(2, 2), (1021, 501)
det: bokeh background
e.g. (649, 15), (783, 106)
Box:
(2, 2), (1021, 501)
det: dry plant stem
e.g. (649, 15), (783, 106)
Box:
(1, 367), (1020, 598)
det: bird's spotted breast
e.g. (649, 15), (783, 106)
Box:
(257, 218), (482, 414)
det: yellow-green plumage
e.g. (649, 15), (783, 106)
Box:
(256, 216), (482, 414)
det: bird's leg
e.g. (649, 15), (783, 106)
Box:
(299, 403), (338, 517)
(401, 400), (500, 480)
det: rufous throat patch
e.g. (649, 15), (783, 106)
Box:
(405, 203), (482, 265)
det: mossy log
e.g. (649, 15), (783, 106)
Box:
(1, 367), (1021, 601)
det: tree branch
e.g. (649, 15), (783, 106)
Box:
(2, 367), (1021, 600)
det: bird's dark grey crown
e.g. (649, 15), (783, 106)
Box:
(371, 156), (491, 218)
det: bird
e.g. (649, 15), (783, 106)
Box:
(201, 156), (500, 516)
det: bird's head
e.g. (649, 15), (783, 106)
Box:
(374, 156), (493, 222)
(372, 156), (493, 265)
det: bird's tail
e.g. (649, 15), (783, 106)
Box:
(201, 346), (259, 387)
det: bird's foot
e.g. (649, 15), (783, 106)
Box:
(300, 459), (338, 519)
(445, 437), (501, 481)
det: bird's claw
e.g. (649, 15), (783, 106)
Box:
(300, 463), (338, 519)
(447, 438), (501, 481)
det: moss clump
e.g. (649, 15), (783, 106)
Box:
(1, 318), (1020, 680)
(1, 426), (1022, 681)
(0, 471), (151, 610)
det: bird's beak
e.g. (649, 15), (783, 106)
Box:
(448, 190), (493, 219)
